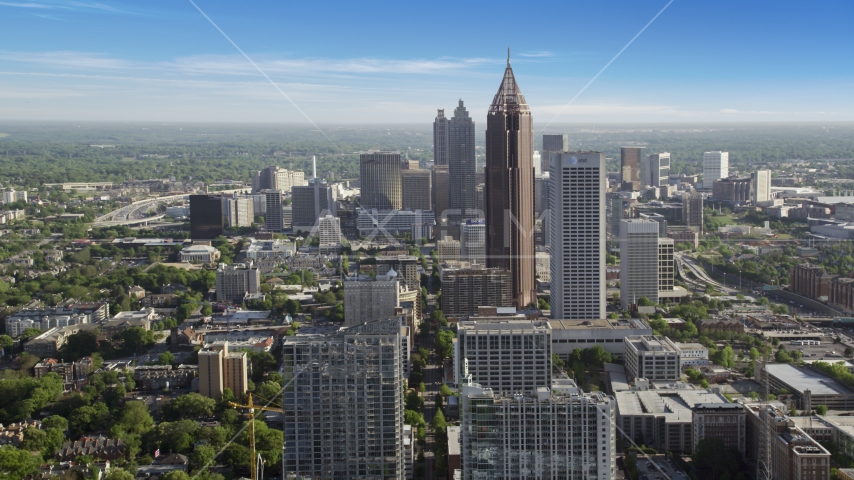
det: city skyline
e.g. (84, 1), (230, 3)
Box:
(2, 1), (854, 123)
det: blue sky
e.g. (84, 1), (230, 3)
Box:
(1, 0), (853, 123)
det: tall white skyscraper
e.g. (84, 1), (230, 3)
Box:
(533, 150), (542, 176)
(753, 169), (772, 203)
(703, 151), (729, 189)
(619, 219), (661, 309)
(549, 152), (606, 320)
(649, 152), (671, 187)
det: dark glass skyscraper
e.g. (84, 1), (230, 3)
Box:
(433, 109), (450, 166)
(484, 55), (535, 308)
(449, 99), (477, 228)
(359, 151), (402, 210)
(189, 194), (223, 239)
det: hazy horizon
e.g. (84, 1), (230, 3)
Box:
(3, 1), (854, 123)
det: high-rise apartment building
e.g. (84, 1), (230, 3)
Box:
(461, 381), (616, 480)
(317, 215), (342, 254)
(198, 341), (248, 399)
(360, 151), (402, 210)
(448, 100), (477, 227)
(431, 165), (450, 222)
(189, 194), (223, 239)
(485, 57), (535, 308)
(542, 134), (568, 153)
(682, 192), (704, 233)
(401, 169), (432, 211)
(549, 152), (606, 320)
(621, 146), (646, 191)
(282, 318), (406, 478)
(198, 347), (223, 399)
(620, 219), (661, 309)
(441, 264), (512, 318)
(649, 152), (671, 187)
(703, 151), (729, 189)
(262, 189), (284, 232)
(215, 263), (261, 303)
(343, 272), (403, 327)
(433, 109), (450, 166)
(223, 196), (254, 228)
(533, 150), (542, 176)
(455, 319), (551, 392)
(436, 236), (460, 262)
(753, 169), (772, 203)
(292, 179), (336, 227)
(460, 219), (486, 265)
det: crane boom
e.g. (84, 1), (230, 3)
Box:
(229, 393), (283, 480)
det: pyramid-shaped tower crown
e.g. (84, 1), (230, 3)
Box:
(489, 54), (529, 114)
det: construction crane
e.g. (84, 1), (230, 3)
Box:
(229, 393), (283, 480)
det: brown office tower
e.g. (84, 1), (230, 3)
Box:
(484, 54), (535, 308)
(620, 146), (646, 191)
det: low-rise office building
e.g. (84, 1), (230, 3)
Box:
(550, 318), (652, 362)
(625, 335), (682, 382)
(178, 244), (221, 264)
(756, 362), (854, 411)
(616, 386), (728, 454)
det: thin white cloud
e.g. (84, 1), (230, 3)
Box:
(720, 108), (738, 114)
(0, 50), (499, 78)
(518, 51), (554, 58)
(0, 1), (56, 8)
(0, 51), (134, 69)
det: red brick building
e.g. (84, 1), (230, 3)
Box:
(790, 264), (835, 301)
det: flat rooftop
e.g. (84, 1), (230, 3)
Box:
(458, 319), (551, 332)
(549, 318), (648, 330)
(616, 389), (728, 420)
(765, 363), (854, 396)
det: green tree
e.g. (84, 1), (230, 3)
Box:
(104, 469), (135, 480)
(254, 381), (282, 402)
(431, 408), (447, 434)
(118, 326), (155, 354)
(405, 390), (423, 412)
(435, 329), (455, 361)
(0, 335), (12, 350)
(168, 393), (216, 419)
(190, 444), (217, 473)
(815, 405), (828, 415)
(159, 351), (175, 365)
(692, 437), (740, 480)
(683, 321), (699, 338)
(0, 444), (43, 479)
(117, 400), (154, 435)
(162, 472), (191, 480)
